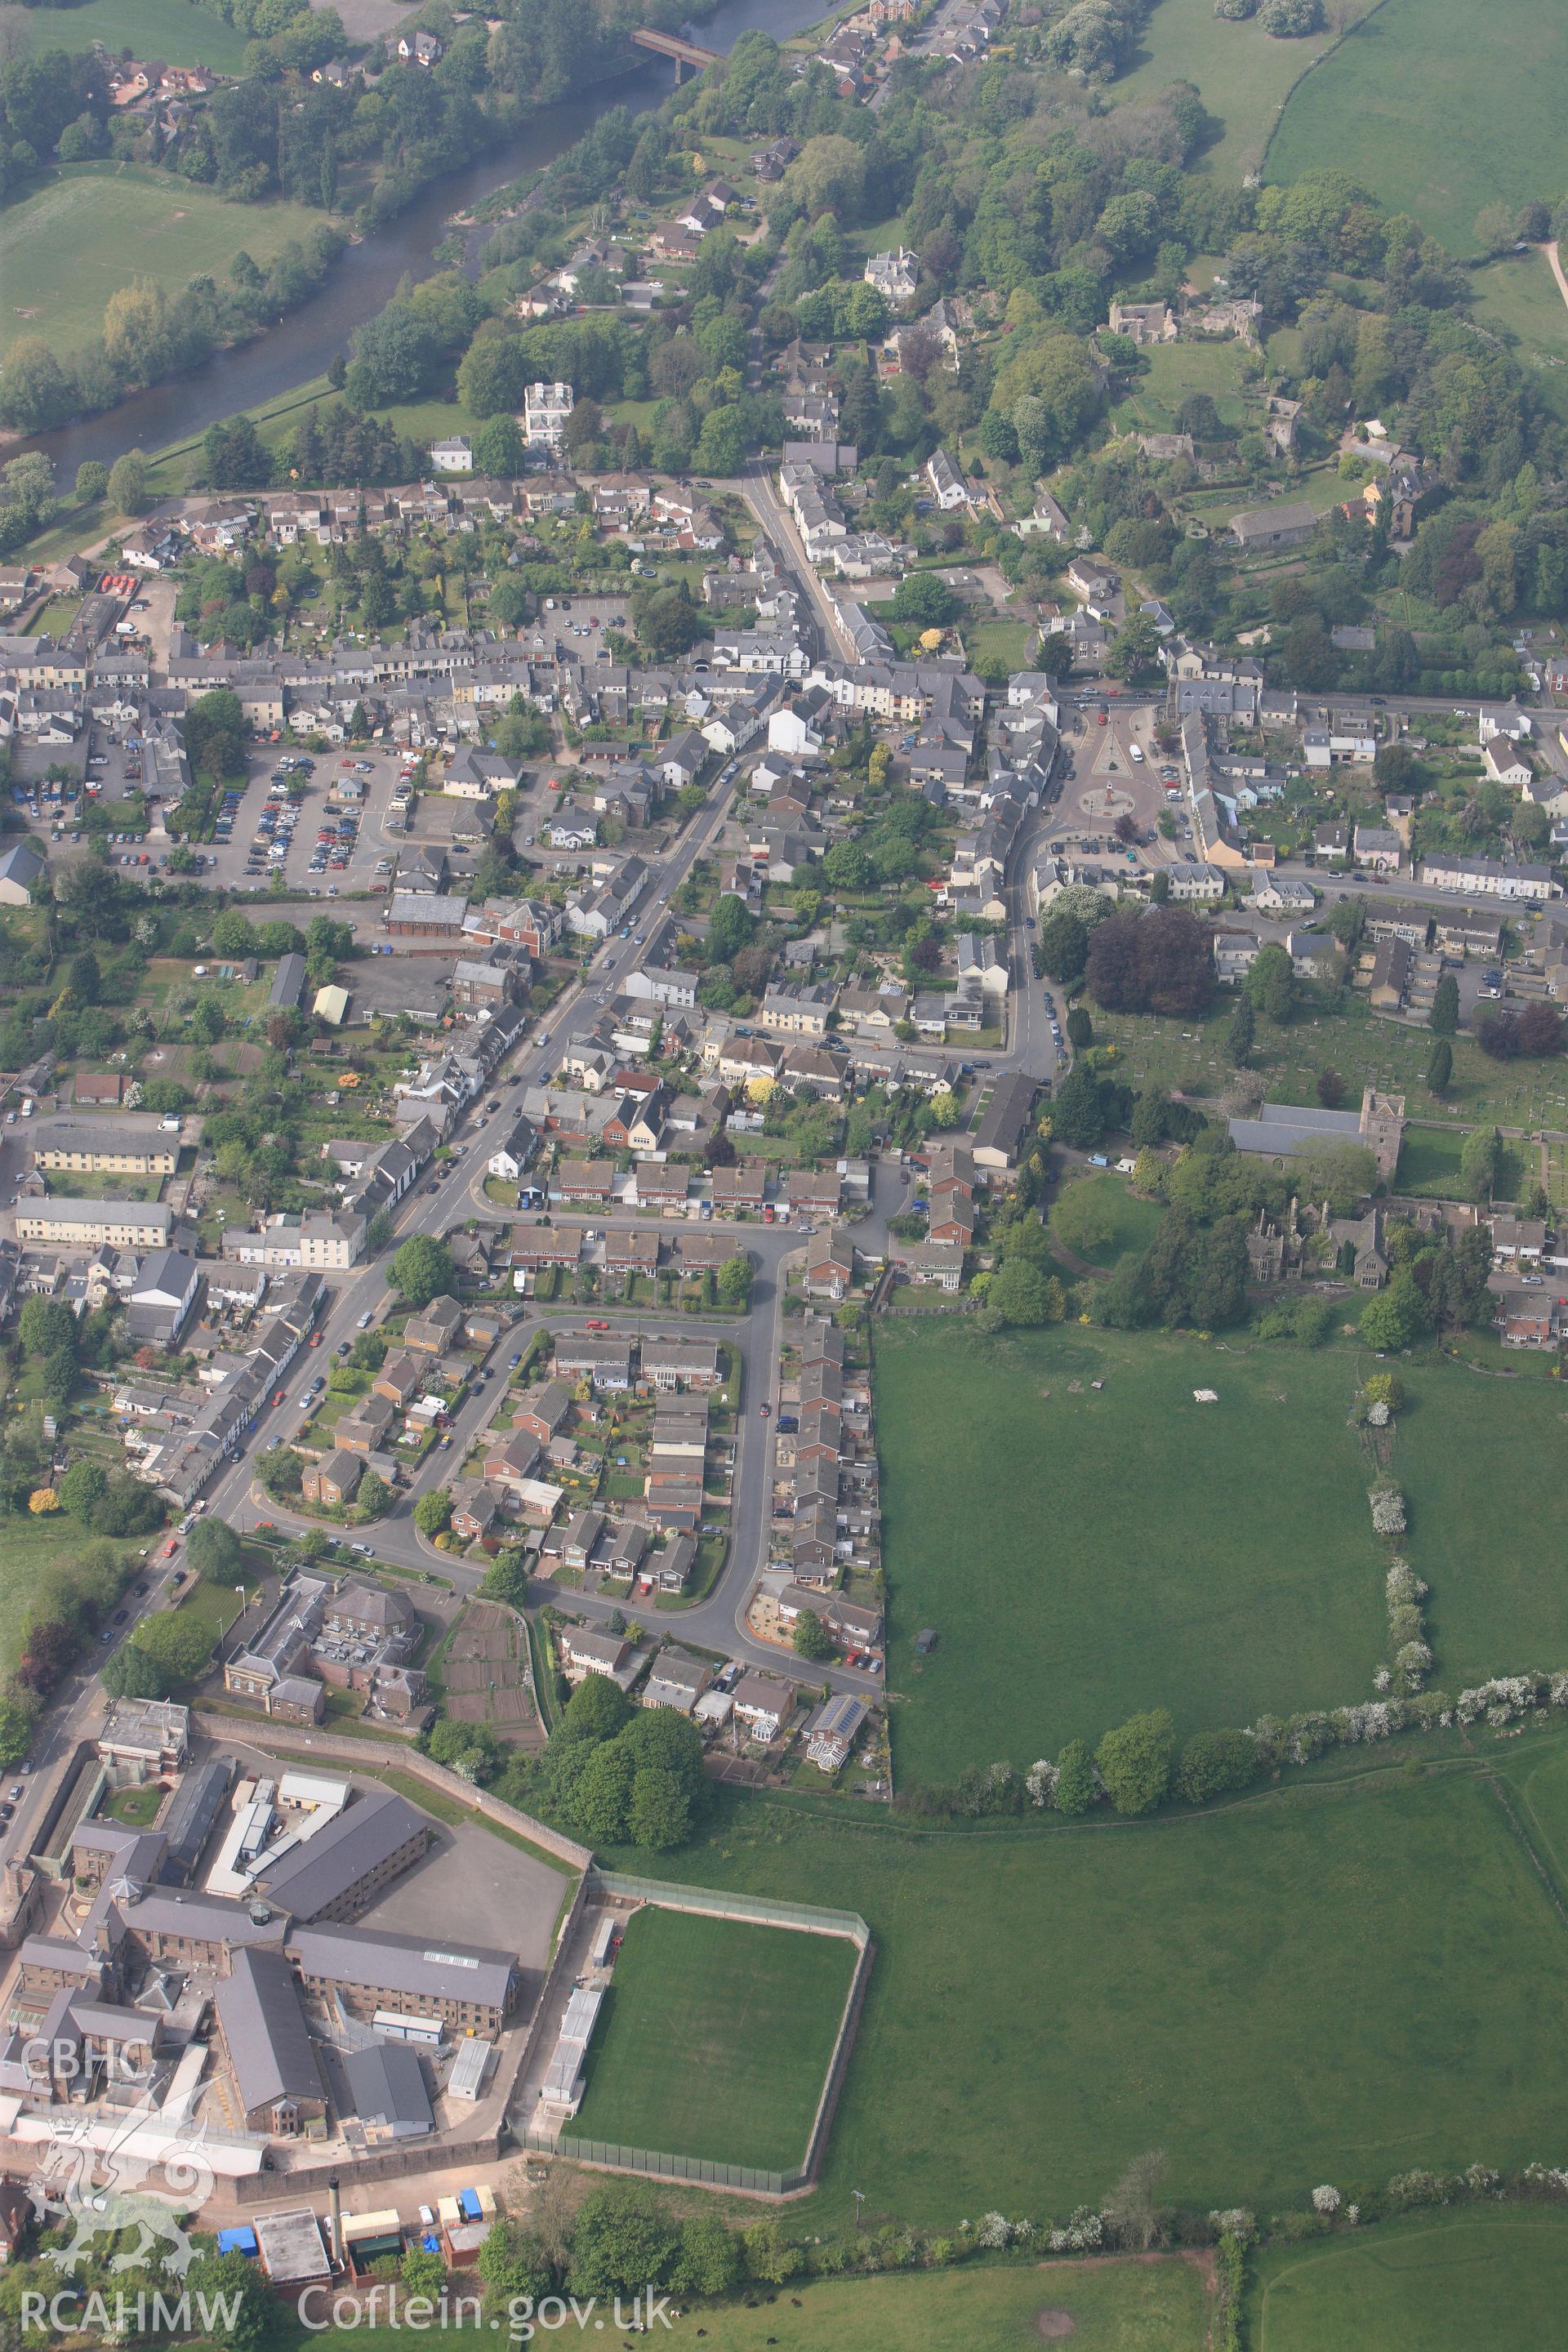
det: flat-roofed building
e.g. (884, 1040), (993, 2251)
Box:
(98, 1696), (189, 1775)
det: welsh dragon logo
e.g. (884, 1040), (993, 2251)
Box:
(28, 2107), (212, 2278)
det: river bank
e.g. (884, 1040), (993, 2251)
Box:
(20, 0), (831, 486)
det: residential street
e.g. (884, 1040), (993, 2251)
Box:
(741, 460), (863, 663)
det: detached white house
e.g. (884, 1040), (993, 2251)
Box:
(863, 247), (920, 305)
(925, 448), (969, 511)
(429, 437), (472, 474)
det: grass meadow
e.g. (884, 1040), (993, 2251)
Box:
(1112, 0), (1380, 182)
(611, 1733), (1568, 2227)
(874, 1320), (1568, 1780)
(662, 2256), (1212, 2349)
(1388, 1367), (1568, 1695)
(1264, 0), (1568, 255)
(874, 1320), (1384, 1776)
(1253, 2209), (1568, 2350)
(1390, 1126), (1468, 1198)
(35, 0), (254, 69)
(0, 166), (326, 359)
(572, 1908), (858, 2174)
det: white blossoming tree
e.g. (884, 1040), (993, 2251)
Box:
(1370, 1483), (1407, 1538)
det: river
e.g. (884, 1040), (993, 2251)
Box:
(32, 0), (827, 481)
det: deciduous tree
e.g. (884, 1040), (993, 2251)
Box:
(1096, 1708), (1174, 1815)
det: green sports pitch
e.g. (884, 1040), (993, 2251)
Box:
(571, 1906), (860, 2176)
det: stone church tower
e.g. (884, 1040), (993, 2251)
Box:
(1358, 1087), (1406, 1183)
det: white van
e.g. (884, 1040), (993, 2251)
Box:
(1129, 742), (1144, 764)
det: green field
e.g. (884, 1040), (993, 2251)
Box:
(1108, 337), (1255, 435)
(1113, 0), (1379, 182)
(29, 0), (253, 70)
(1254, 2210), (1568, 2351)
(874, 1320), (1384, 1777)
(875, 1320), (1568, 1780)
(0, 166), (327, 359)
(572, 1907), (859, 2175)
(1387, 1368), (1568, 1697)
(1468, 250), (1568, 422)
(1265, 0), (1568, 256)
(1516, 1739), (1568, 1916)
(667, 2256), (1211, 2350)
(612, 1735), (1568, 2226)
